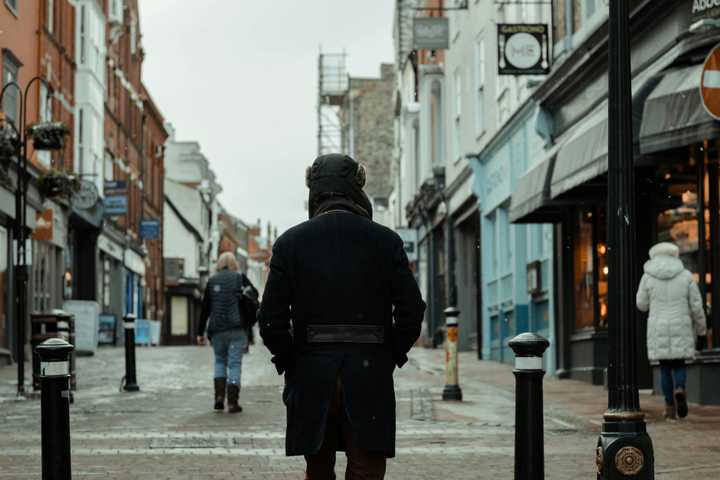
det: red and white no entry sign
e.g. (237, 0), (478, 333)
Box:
(701, 43), (720, 120)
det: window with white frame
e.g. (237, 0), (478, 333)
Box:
(2, 52), (20, 126)
(77, 108), (84, 174)
(104, 152), (114, 182)
(38, 83), (53, 167)
(453, 69), (462, 162)
(79, 5), (86, 65)
(474, 36), (485, 136)
(5, 0), (18, 15)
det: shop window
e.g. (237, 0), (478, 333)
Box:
(0, 226), (7, 349)
(573, 208), (607, 330)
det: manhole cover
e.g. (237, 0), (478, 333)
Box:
(150, 437), (237, 449)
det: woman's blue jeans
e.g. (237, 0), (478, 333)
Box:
(659, 359), (687, 405)
(211, 329), (248, 386)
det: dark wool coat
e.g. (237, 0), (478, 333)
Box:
(258, 210), (425, 458)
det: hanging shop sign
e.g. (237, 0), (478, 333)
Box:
(72, 180), (99, 210)
(396, 228), (419, 262)
(701, 43), (720, 120)
(497, 24), (550, 75)
(692, 0), (720, 23)
(140, 218), (161, 240)
(33, 208), (53, 242)
(413, 17), (450, 50)
(103, 180), (127, 216)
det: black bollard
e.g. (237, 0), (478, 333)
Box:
(123, 314), (140, 392)
(36, 338), (74, 480)
(509, 332), (550, 480)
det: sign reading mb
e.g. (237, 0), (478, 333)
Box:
(413, 17), (449, 50)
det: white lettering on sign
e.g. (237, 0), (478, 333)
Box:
(515, 356), (543, 371)
(694, 0), (720, 14)
(41, 361), (69, 377)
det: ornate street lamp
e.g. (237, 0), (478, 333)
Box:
(596, 1), (655, 478)
(0, 77), (69, 397)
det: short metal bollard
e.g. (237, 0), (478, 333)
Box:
(442, 307), (463, 401)
(509, 332), (550, 480)
(122, 314), (140, 392)
(36, 338), (74, 480)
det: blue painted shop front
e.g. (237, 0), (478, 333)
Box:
(470, 104), (557, 373)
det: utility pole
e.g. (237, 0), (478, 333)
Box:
(596, 1), (655, 478)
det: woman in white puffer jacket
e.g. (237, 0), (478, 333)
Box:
(636, 242), (706, 419)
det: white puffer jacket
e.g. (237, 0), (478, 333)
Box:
(636, 243), (707, 361)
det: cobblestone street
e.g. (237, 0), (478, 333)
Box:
(2, 343), (720, 479)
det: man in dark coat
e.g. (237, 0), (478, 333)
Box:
(259, 154), (425, 480)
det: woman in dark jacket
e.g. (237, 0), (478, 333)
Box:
(198, 252), (258, 413)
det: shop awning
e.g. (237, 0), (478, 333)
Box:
(640, 64), (720, 154)
(550, 112), (608, 199)
(509, 150), (559, 224)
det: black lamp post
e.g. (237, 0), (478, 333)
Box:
(0, 77), (68, 397)
(596, 1), (655, 478)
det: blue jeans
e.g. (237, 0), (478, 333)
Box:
(211, 329), (248, 386)
(660, 360), (687, 405)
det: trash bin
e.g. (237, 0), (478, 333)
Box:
(31, 310), (77, 391)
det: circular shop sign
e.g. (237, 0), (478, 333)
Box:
(701, 43), (720, 120)
(504, 32), (542, 70)
(72, 180), (99, 210)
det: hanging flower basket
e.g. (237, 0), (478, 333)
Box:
(38, 169), (81, 199)
(26, 122), (69, 151)
(0, 124), (19, 160)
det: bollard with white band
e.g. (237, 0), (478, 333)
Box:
(122, 314), (140, 392)
(36, 338), (74, 480)
(509, 332), (550, 480)
(442, 306), (463, 401)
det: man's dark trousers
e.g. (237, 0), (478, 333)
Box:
(305, 378), (387, 480)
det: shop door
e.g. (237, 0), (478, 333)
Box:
(0, 226), (8, 352)
(170, 296), (189, 338)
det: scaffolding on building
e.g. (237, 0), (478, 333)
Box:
(317, 51), (349, 156)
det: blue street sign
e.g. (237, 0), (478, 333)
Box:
(104, 180), (127, 196)
(140, 219), (161, 240)
(104, 195), (127, 216)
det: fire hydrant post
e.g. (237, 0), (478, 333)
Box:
(509, 332), (550, 480)
(123, 314), (140, 392)
(442, 306), (462, 401)
(36, 338), (73, 480)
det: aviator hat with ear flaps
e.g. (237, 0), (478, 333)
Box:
(306, 154), (373, 219)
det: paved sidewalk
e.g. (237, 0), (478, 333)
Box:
(0, 344), (719, 479)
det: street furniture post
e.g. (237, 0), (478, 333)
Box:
(123, 314), (140, 392)
(597, 1), (655, 478)
(442, 306), (463, 401)
(509, 332), (549, 480)
(36, 338), (73, 480)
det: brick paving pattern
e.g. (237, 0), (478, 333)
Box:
(1, 344), (720, 479)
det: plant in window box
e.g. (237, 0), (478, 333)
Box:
(26, 121), (69, 151)
(38, 169), (81, 199)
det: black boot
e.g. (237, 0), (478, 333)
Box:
(227, 384), (242, 413)
(214, 378), (226, 410)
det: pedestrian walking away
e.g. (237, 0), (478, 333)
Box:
(636, 242), (707, 419)
(198, 252), (259, 413)
(259, 154), (426, 480)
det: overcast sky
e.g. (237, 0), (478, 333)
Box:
(139, 1), (395, 234)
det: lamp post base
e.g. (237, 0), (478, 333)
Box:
(596, 417), (654, 479)
(442, 384), (462, 401)
(123, 382), (140, 392)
